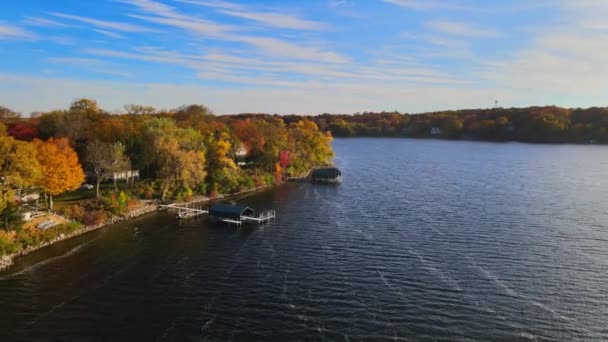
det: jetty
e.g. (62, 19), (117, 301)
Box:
(159, 203), (208, 219)
(159, 202), (275, 226)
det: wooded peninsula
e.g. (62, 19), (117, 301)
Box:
(0, 100), (333, 263)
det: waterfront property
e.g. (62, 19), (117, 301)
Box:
(311, 167), (342, 184)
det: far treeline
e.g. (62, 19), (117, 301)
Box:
(280, 106), (608, 143)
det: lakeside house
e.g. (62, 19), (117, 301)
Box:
(430, 127), (442, 136)
(112, 170), (140, 181)
(235, 145), (249, 166)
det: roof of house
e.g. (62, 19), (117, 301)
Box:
(209, 204), (255, 219)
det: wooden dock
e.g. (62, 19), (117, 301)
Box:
(159, 203), (276, 226)
(241, 210), (276, 224)
(159, 203), (208, 219)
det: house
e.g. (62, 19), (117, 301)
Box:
(430, 127), (442, 136)
(235, 145), (249, 166)
(112, 170), (140, 181)
(235, 146), (247, 158)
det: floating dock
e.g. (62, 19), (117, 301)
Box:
(159, 203), (275, 226)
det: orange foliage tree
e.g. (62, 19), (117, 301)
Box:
(33, 137), (85, 210)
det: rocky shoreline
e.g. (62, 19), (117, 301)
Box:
(0, 202), (159, 272)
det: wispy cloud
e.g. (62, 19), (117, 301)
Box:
(426, 20), (502, 38)
(51, 12), (155, 32)
(382, 0), (464, 10)
(47, 57), (133, 78)
(176, 0), (329, 31)
(124, 0), (346, 62)
(94, 29), (125, 39)
(383, 0), (551, 12)
(217, 10), (330, 31)
(23, 16), (72, 28)
(0, 22), (37, 40)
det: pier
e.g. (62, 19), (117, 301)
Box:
(159, 203), (275, 225)
(159, 203), (208, 219)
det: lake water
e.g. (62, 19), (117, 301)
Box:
(1, 138), (608, 341)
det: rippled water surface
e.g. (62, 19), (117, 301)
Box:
(2, 138), (608, 341)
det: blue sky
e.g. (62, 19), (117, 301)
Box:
(0, 0), (606, 115)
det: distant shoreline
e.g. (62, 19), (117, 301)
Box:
(331, 136), (606, 146)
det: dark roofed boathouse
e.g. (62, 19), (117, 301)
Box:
(311, 167), (342, 184)
(209, 204), (255, 220)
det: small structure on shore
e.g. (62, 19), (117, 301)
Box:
(311, 167), (342, 184)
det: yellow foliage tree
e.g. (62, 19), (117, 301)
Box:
(33, 137), (85, 210)
(0, 135), (42, 214)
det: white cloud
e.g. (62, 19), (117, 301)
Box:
(23, 16), (72, 28)
(383, 0), (552, 12)
(383, 0), (443, 10)
(94, 29), (125, 39)
(426, 20), (502, 38)
(174, 0), (242, 11)
(217, 9), (330, 31)
(174, 0), (329, 31)
(123, 0), (346, 63)
(51, 12), (155, 32)
(0, 22), (37, 40)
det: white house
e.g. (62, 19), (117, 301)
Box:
(112, 170), (140, 181)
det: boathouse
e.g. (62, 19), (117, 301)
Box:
(311, 167), (342, 183)
(209, 204), (255, 220)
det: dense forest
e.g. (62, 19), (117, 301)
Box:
(0, 100), (333, 256)
(283, 106), (608, 143)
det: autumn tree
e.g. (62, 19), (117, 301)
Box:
(143, 118), (206, 200)
(109, 142), (131, 191)
(85, 140), (113, 199)
(0, 106), (20, 124)
(205, 131), (239, 193)
(34, 138), (85, 210)
(124, 104), (156, 115)
(287, 119), (333, 176)
(0, 136), (41, 228)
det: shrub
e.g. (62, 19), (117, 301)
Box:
(83, 210), (108, 226)
(252, 175), (265, 188)
(0, 230), (19, 255)
(101, 191), (130, 215)
(65, 204), (87, 222)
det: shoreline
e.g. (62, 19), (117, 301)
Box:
(0, 184), (275, 273)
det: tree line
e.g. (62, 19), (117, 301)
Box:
(284, 106), (608, 143)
